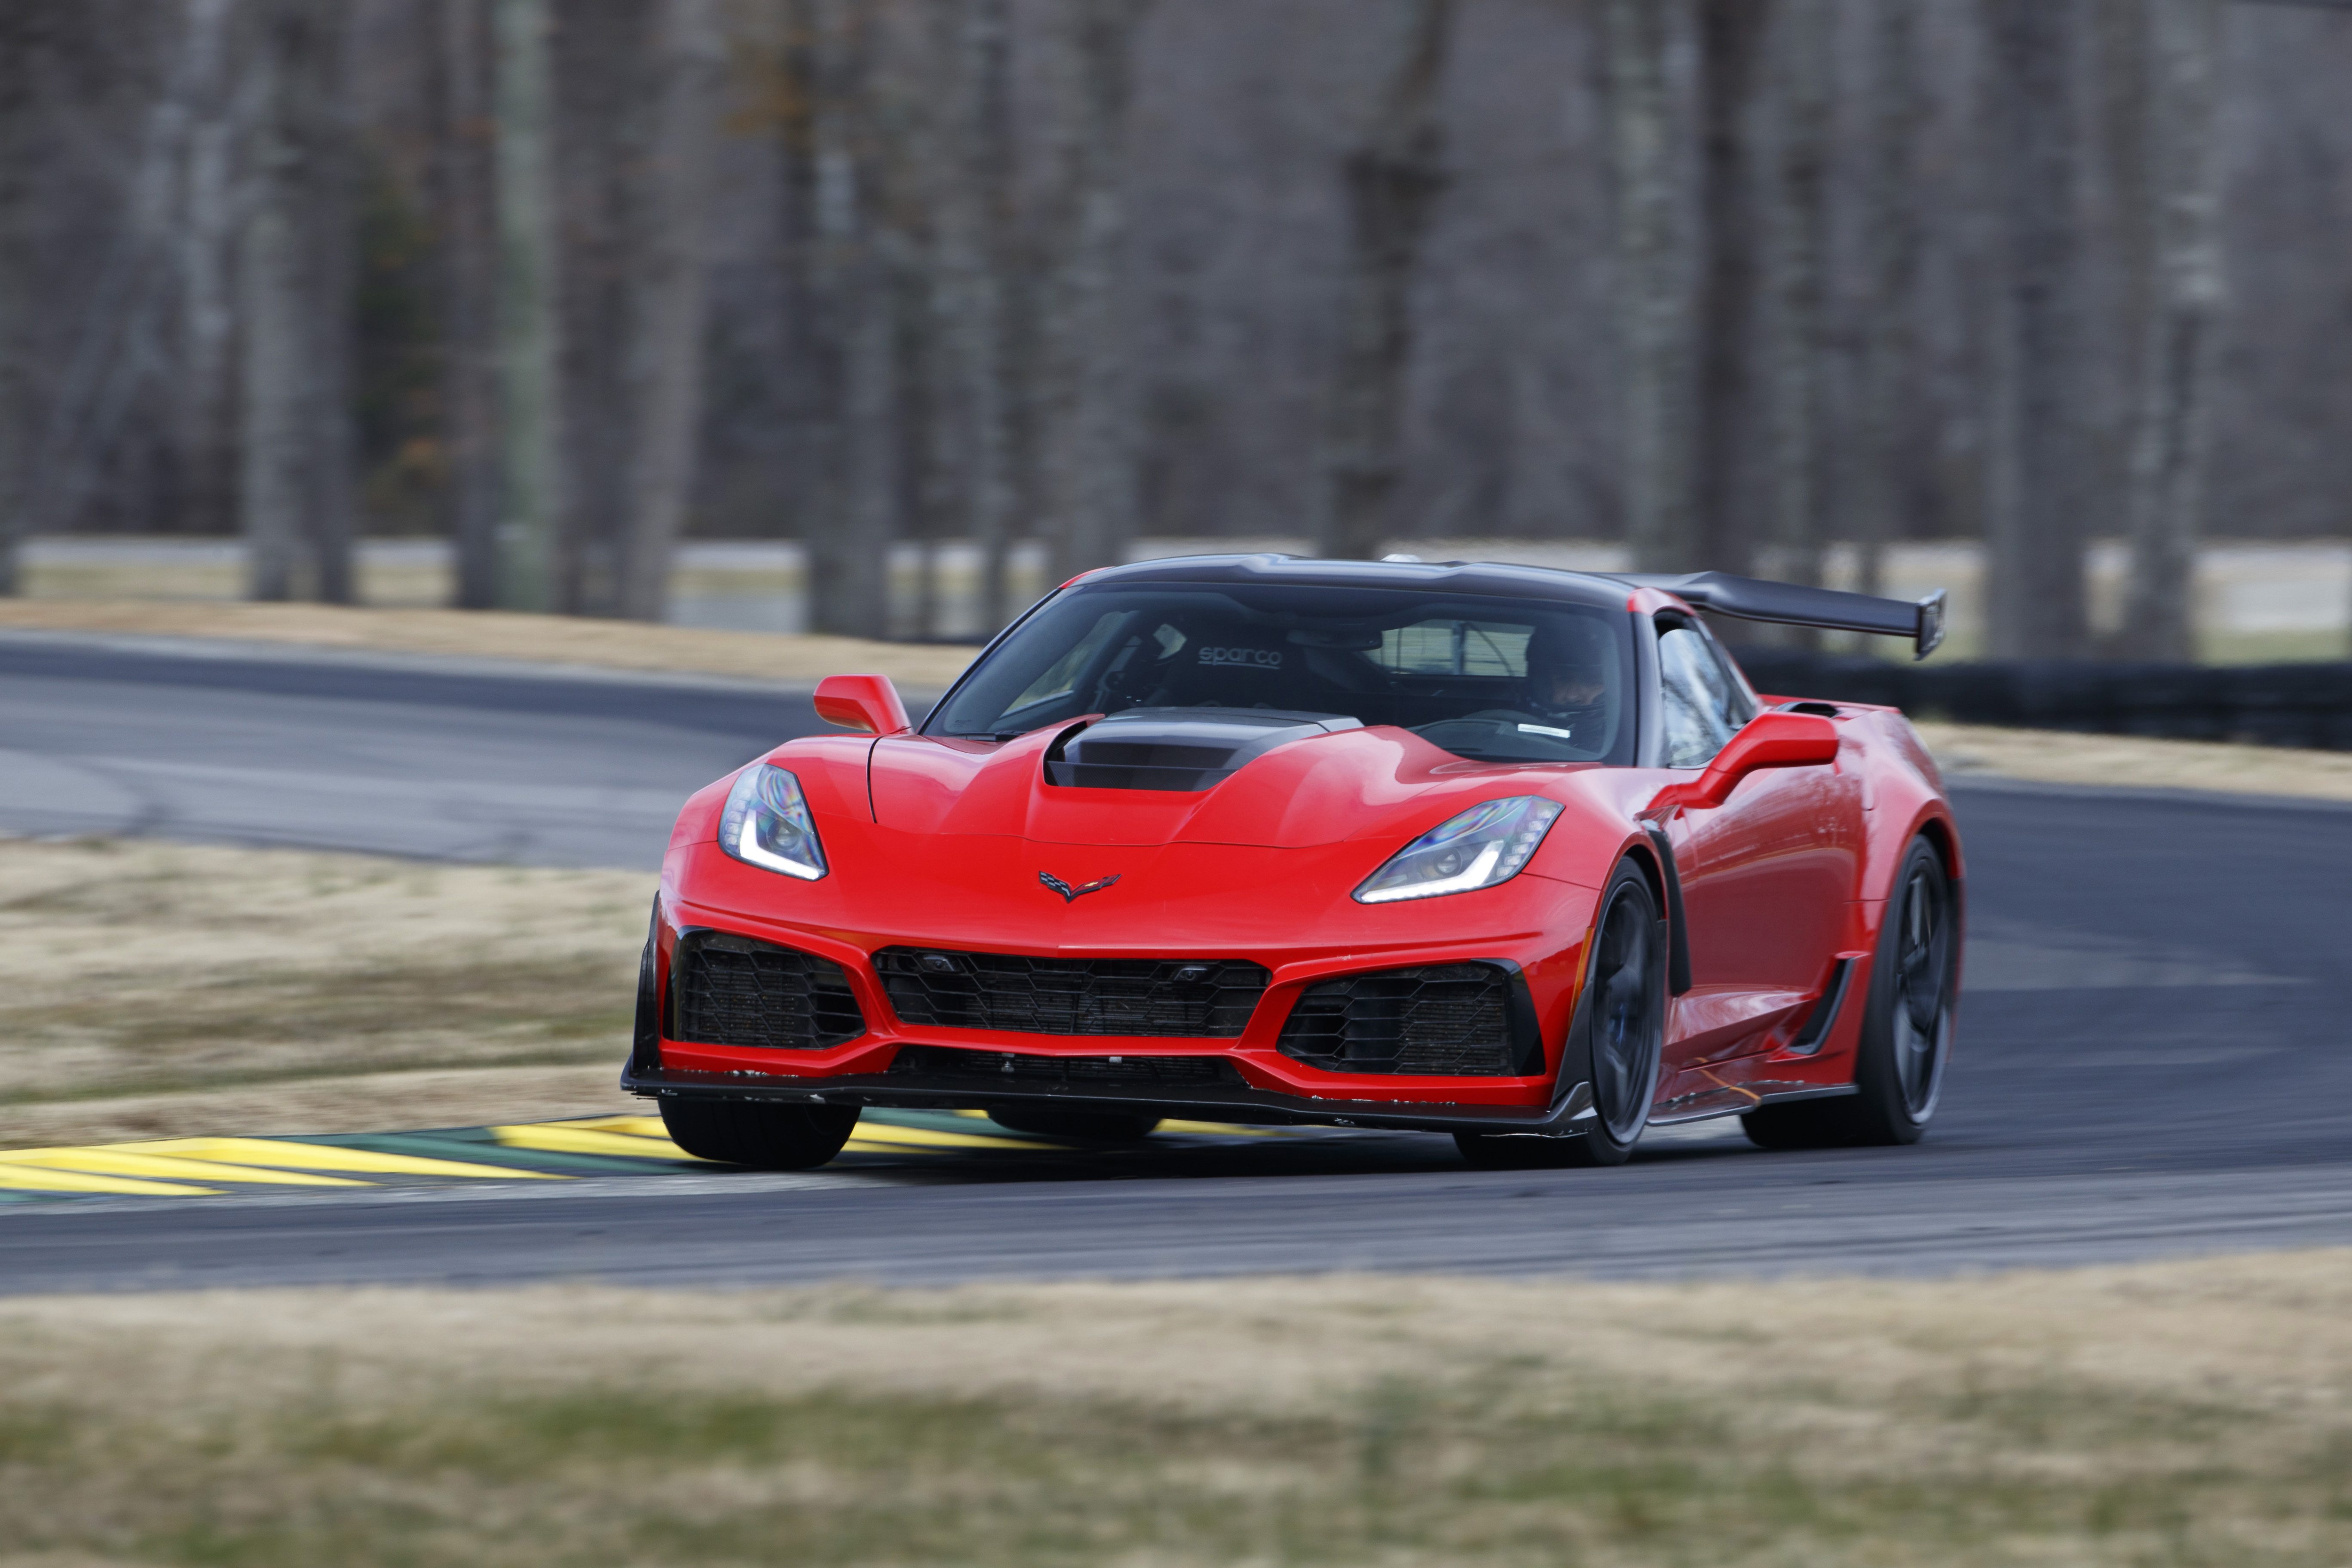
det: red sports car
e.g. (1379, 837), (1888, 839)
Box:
(625, 556), (1961, 1170)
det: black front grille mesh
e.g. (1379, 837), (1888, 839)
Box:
(875, 949), (1268, 1038)
(1277, 963), (1523, 1076)
(671, 932), (866, 1050)
(889, 1044), (1240, 1087)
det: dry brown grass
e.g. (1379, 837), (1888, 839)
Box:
(1, 1254), (2349, 1565)
(1914, 720), (2352, 805)
(0, 598), (977, 688)
(0, 838), (648, 1147)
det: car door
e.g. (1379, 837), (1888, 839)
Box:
(1654, 618), (1859, 1069)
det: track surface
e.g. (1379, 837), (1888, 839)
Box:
(4, 631), (2350, 1291)
(0, 630), (830, 866)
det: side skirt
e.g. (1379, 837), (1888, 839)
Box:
(1645, 1082), (1858, 1128)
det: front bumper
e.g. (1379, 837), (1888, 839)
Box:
(626, 856), (1604, 1135)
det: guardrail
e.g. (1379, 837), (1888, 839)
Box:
(1736, 652), (2352, 751)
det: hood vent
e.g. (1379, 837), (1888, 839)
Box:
(1044, 707), (1361, 792)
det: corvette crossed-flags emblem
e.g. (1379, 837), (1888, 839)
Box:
(1038, 871), (1121, 903)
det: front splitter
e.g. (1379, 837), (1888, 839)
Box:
(622, 1063), (1600, 1139)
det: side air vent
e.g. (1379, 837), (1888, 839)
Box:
(1044, 707), (1360, 792)
(1276, 963), (1539, 1077)
(875, 949), (1268, 1038)
(670, 931), (867, 1050)
(888, 1045), (1241, 1088)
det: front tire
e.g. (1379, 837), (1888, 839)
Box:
(1743, 835), (1958, 1150)
(658, 1099), (861, 1169)
(1456, 858), (1666, 1171)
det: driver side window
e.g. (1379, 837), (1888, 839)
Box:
(1657, 624), (1752, 769)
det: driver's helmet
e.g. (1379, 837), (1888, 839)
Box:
(1522, 615), (1614, 719)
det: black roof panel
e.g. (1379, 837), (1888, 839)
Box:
(1075, 553), (1633, 611)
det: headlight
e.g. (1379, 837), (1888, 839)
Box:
(1354, 796), (1563, 904)
(718, 764), (827, 880)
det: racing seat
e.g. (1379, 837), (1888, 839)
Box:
(1141, 623), (1336, 711)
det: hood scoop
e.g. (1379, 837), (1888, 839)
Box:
(1044, 707), (1362, 793)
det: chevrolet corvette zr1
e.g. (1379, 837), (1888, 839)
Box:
(623, 554), (1962, 1170)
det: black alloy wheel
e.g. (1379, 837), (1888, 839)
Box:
(986, 1108), (1162, 1142)
(1457, 859), (1665, 1170)
(659, 1098), (862, 1169)
(1743, 834), (1959, 1150)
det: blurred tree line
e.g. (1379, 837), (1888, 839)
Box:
(0, 0), (2347, 655)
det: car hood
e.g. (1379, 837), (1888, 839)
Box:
(667, 723), (1635, 949)
(866, 720), (1594, 849)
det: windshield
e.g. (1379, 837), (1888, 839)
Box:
(930, 583), (1636, 766)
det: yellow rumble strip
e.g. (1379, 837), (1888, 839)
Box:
(0, 1164), (225, 1197)
(489, 1123), (708, 1161)
(0, 1111), (1303, 1204)
(118, 1138), (558, 1181)
(0, 1149), (365, 1187)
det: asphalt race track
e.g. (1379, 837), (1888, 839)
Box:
(0, 630), (836, 867)
(5, 629), (2351, 1292)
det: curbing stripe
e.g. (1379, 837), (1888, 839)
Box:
(0, 1166), (220, 1197)
(0, 1110), (1351, 1207)
(490, 1124), (710, 1163)
(117, 1137), (561, 1181)
(327, 1131), (678, 1177)
(0, 1149), (367, 1188)
(844, 1124), (1057, 1152)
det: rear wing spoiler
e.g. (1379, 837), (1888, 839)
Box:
(1607, 572), (1948, 660)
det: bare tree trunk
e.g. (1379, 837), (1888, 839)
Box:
(307, 9), (356, 604)
(492, 0), (562, 612)
(0, 3), (42, 593)
(1316, 0), (1452, 563)
(935, 0), (1017, 631)
(1693, 0), (1767, 581)
(238, 0), (351, 602)
(1984, 0), (2090, 659)
(238, 9), (302, 600)
(173, 0), (239, 543)
(613, 0), (723, 622)
(2118, 0), (2223, 661)
(1038, 0), (1148, 581)
(1604, 0), (1692, 574)
(31, 6), (208, 544)
(550, 0), (632, 617)
(438, 0), (502, 609)
(1850, 0), (1923, 601)
(803, 0), (894, 638)
(1764, 0), (1829, 608)
(2092, 0), (2153, 567)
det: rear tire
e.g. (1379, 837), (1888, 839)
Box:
(658, 1099), (860, 1169)
(987, 1108), (1161, 1142)
(1742, 835), (1958, 1150)
(1456, 859), (1665, 1171)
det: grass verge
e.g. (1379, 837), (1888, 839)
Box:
(1914, 720), (2352, 805)
(1, 1257), (2349, 1565)
(0, 838), (648, 1147)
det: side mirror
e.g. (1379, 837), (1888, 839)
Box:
(813, 674), (912, 736)
(1648, 711), (1839, 815)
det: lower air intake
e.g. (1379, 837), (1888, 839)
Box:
(1276, 963), (1533, 1076)
(671, 931), (866, 1050)
(889, 1045), (1240, 1088)
(874, 949), (1268, 1037)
